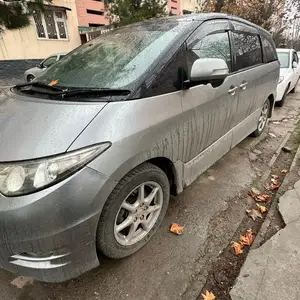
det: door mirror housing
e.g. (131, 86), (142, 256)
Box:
(36, 63), (42, 68)
(293, 61), (298, 68)
(190, 58), (229, 81)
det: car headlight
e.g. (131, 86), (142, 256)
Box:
(278, 76), (284, 84)
(0, 143), (111, 197)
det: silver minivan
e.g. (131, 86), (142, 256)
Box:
(0, 13), (279, 282)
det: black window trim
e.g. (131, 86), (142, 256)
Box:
(230, 30), (264, 73)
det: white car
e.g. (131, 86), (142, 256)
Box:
(24, 53), (66, 82)
(276, 48), (300, 106)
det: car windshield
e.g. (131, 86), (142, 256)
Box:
(277, 52), (290, 68)
(36, 20), (189, 91)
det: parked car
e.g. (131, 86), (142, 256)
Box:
(0, 14), (279, 283)
(24, 53), (66, 82)
(276, 48), (300, 106)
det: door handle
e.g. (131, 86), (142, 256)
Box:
(228, 86), (238, 96)
(240, 81), (248, 90)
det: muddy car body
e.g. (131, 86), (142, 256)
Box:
(0, 13), (279, 282)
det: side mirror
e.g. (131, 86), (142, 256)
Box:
(293, 61), (298, 68)
(190, 58), (229, 82)
(37, 63), (42, 68)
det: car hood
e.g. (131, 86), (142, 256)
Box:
(0, 90), (107, 161)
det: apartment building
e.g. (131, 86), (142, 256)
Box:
(168, 0), (181, 15)
(75, 0), (109, 43)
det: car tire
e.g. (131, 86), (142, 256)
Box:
(96, 162), (170, 259)
(27, 75), (35, 82)
(277, 85), (289, 107)
(251, 98), (270, 137)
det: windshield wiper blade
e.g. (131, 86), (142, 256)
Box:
(14, 82), (67, 94)
(62, 88), (131, 98)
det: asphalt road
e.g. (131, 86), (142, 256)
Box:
(1, 91), (300, 300)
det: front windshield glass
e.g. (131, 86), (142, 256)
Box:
(36, 20), (189, 90)
(277, 52), (290, 68)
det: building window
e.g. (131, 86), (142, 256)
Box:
(33, 10), (68, 40)
(171, 6), (177, 10)
(89, 23), (105, 27)
(86, 9), (104, 16)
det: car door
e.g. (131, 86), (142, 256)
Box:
(291, 51), (300, 88)
(181, 19), (239, 185)
(230, 22), (265, 146)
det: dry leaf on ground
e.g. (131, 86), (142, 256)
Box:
(170, 223), (184, 235)
(231, 242), (243, 255)
(269, 133), (277, 138)
(256, 204), (268, 213)
(240, 229), (254, 246)
(271, 175), (279, 180)
(201, 290), (216, 300)
(255, 194), (270, 202)
(246, 209), (263, 221)
(281, 169), (289, 174)
(270, 182), (280, 190)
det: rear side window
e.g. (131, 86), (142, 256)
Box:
(233, 32), (262, 70)
(261, 36), (277, 63)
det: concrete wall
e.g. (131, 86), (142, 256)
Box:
(75, 0), (108, 27)
(0, 0), (81, 60)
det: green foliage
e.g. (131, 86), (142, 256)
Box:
(104, 0), (168, 27)
(0, 0), (44, 32)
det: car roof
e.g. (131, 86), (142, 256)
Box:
(136, 13), (265, 31)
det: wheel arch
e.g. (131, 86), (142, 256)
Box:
(147, 157), (179, 196)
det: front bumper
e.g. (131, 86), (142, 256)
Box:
(0, 166), (116, 282)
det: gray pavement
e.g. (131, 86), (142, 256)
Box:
(231, 179), (300, 300)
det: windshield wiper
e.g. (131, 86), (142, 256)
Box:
(14, 82), (67, 94)
(61, 88), (131, 98)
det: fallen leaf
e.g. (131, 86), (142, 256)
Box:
(272, 121), (281, 125)
(270, 182), (280, 190)
(240, 229), (254, 246)
(256, 204), (268, 213)
(281, 169), (289, 174)
(271, 175), (279, 180)
(48, 79), (58, 86)
(231, 242), (243, 255)
(269, 133), (276, 138)
(255, 194), (270, 202)
(246, 209), (263, 221)
(251, 187), (261, 195)
(11, 276), (33, 289)
(201, 290), (216, 300)
(170, 223), (184, 235)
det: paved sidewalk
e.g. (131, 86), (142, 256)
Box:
(230, 180), (300, 300)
